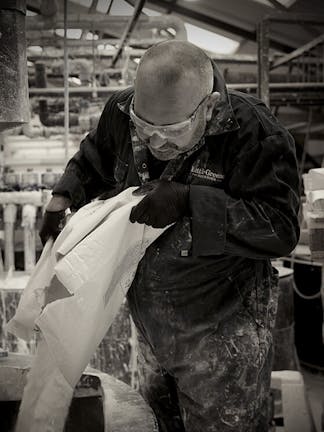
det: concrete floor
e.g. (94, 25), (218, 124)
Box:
(303, 367), (324, 432)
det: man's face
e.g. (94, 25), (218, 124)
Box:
(132, 87), (214, 161)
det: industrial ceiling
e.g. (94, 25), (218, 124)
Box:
(26, 0), (324, 53)
(23, 0), (324, 171)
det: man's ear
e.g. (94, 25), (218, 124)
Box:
(206, 91), (221, 122)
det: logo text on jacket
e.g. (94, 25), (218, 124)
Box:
(190, 167), (224, 183)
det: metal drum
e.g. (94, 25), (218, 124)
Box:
(0, 353), (156, 432)
(292, 260), (324, 372)
(272, 266), (299, 371)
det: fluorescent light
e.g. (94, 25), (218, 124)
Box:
(69, 0), (92, 7)
(249, 0), (273, 6)
(142, 7), (161, 16)
(28, 46), (43, 53)
(55, 29), (82, 39)
(277, 0), (297, 6)
(250, 0), (296, 6)
(110, 0), (134, 15)
(69, 77), (82, 86)
(185, 23), (239, 55)
(96, 0), (109, 13)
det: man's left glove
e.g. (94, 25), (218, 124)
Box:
(130, 180), (190, 228)
(39, 210), (66, 246)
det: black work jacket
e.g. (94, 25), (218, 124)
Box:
(53, 64), (300, 314)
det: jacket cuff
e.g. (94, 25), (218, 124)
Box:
(189, 185), (228, 257)
(52, 173), (87, 209)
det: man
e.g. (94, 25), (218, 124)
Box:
(40, 41), (300, 431)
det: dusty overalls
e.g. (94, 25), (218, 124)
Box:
(125, 118), (281, 431)
(127, 218), (280, 432)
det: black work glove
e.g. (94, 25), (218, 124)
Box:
(39, 210), (66, 246)
(130, 180), (190, 228)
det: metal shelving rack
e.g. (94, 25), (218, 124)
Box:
(257, 13), (324, 108)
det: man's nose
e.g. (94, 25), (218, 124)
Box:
(149, 132), (168, 148)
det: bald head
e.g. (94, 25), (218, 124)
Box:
(134, 41), (214, 124)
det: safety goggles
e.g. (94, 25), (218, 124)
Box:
(129, 95), (209, 139)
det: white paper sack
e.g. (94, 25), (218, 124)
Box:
(14, 338), (74, 432)
(6, 187), (169, 387)
(5, 240), (55, 341)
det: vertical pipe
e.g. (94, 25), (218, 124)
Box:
(0, 1), (29, 131)
(302, 53), (306, 82)
(0, 133), (5, 191)
(111, 0), (146, 68)
(64, 0), (69, 163)
(298, 57), (302, 83)
(4, 204), (17, 271)
(316, 46), (320, 83)
(129, 317), (139, 390)
(22, 204), (37, 272)
(318, 45), (322, 83)
(92, 31), (98, 99)
(321, 263), (324, 344)
(287, 63), (293, 83)
(35, 62), (47, 88)
(257, 19), (270, 107)
(107, 0), (114, 15)
(299, 108), (313, 175)
(0, 201), (3, 271)
(322, 44), (324, 83)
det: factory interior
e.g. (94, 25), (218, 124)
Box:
(0, 0), (324, 431)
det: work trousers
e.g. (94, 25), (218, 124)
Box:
(134, 308), (273, 432)
(127, 266), (279, 431)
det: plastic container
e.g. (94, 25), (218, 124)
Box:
(308, 213), (324, 261)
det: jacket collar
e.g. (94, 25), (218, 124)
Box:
(205, 60), (239, 136)
(117, 59), (239, 137)
(117, 93), (133, 115)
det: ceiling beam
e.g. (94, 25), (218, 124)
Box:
(146, 0), (292, 52)
(166, 0), (177, 15)
(27, 47), (147, 59)
(26, 14), (187, 40)
(265, 0), (288, 11)
(27, 36), (166, 47)
(80, 0), (99, 39)
(26, 0), (41, 13)
(271, 33), (324, 70)
(111, 0), (147, 67)
(107, 0), (114, 14)
(124, 0), (137, 7)
(267, 12), (324, 24)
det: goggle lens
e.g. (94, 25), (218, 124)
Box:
(130, 109), (193, 138)
(129, 95), (209, 139)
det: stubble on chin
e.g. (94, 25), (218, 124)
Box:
(149, 148), (178, 161)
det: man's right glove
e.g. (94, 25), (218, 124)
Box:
(130, 180), (190, 228)
(39, 210), (66, 246)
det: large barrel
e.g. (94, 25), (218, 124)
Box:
(0, 353), (156, 432)
(292, 261), (324, 371)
